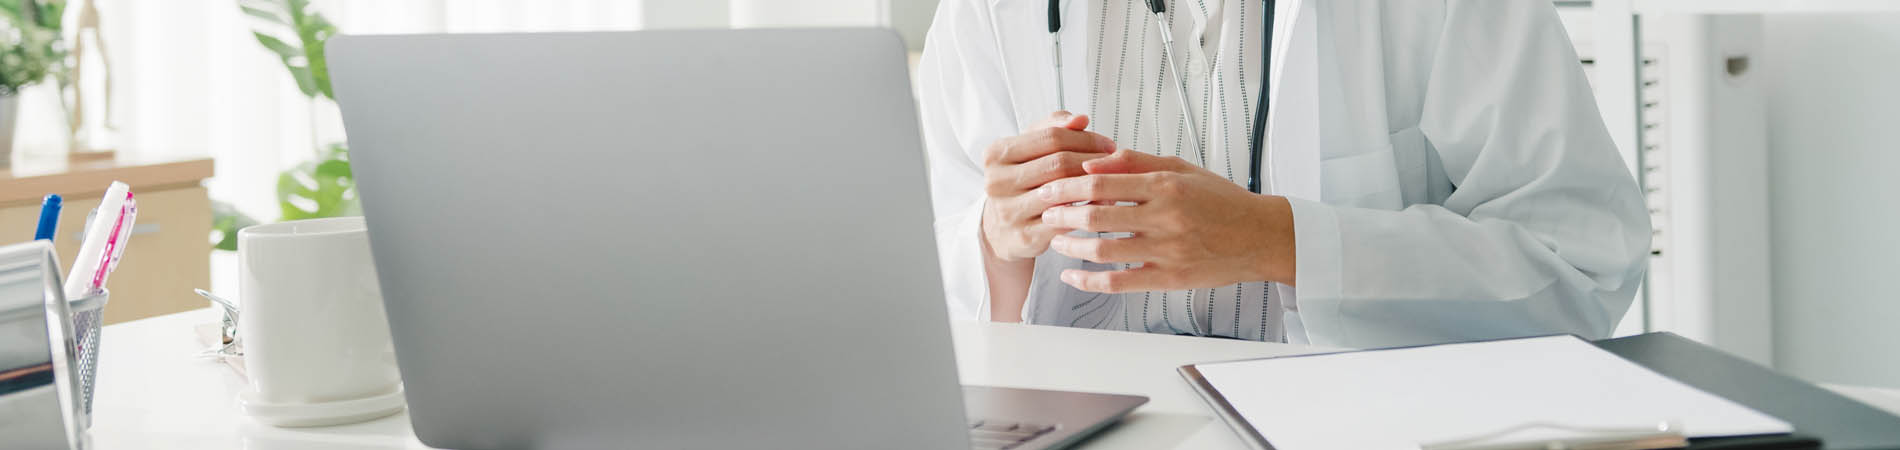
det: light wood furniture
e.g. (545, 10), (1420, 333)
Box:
(0, 156), (213, 324)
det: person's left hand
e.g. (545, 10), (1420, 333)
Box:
(1036, 150), (1296, 293)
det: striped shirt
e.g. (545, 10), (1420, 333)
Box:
(1073, 0), (1289, 341)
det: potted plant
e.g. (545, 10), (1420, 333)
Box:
(213, 0), (352, 250)
(0, 0), (66, 167)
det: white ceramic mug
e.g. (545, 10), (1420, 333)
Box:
(237, 217), (403, 426)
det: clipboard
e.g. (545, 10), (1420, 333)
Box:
(1180, 363), (1274, 449)
(1177, 334), (1840, 450)
(1598, 332), (1900, 449)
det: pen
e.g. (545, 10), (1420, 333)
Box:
(64, 181), (131, 298)
(91, 193), (136, 291)
(33, 194), (61, 241)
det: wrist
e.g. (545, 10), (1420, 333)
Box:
(979, 207), (1037, 263)
(978, 217), (1014, 263)
(978, 222), (1033, 323)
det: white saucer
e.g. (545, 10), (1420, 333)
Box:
(240, 386), (407, 427)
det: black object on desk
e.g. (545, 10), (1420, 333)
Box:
(1595, 332), (1900, 450)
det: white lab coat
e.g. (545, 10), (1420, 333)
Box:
(917, 0), (1651, 348)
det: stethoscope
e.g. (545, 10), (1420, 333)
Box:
(1050, 0), (1278, 338)
(1048, 0), (1275, 195)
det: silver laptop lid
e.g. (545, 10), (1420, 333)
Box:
(330, 29), (968, 449)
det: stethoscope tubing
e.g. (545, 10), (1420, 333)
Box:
(1047, 0), (1277, 338)
(1047, 0), (1271, 195)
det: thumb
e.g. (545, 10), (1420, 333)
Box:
(1037, 110), (1090, 131)
(1083, 149), (1188, 174)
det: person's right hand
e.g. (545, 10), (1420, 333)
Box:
(981, 112), (1119, 261)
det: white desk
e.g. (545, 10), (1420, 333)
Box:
(89, 308), (1900, 449)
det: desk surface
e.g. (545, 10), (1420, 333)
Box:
(90, 308), (1900, 449)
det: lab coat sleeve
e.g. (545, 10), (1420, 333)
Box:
(916, 0), (1022, 322)
(1290, 1), (1651, 348)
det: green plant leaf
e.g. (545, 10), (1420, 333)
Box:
(251, 32), (318, 98)
(277, 145), (357, 221)
(281, 0), (337, 99)
(32, 0), (62, 30)
(0, 0), (62, 30)
(210, 201), (260, 251)
(0, 0), (67, 94)
(250, 31), (299, 59)
(305, 15), (336, 98)
(286, 0), (310, 19)
(239, 0), (336, 99)
(239, 5), (288, 26)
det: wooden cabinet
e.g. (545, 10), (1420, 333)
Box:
(0, 158), (214, 324)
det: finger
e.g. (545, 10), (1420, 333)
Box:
(1082, 149), (1195, 174)
(1049, 234), (1149, 263)
(1034, 110), (1090, 131)
(1041, 204), (1150, 233)
(1021, 224), (1074, 252)
(987, 127), (1117, 166)
(1035, 174), (1152, 206)
(1060, 267), (1169, 294)
(997, 151), (1113, 194)
(985, 111), (1089, 169)
(998, 194), (1072, 224)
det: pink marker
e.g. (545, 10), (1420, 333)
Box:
(91, 192), (137, 291)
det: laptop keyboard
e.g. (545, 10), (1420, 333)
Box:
(967, 419), (1058, 450)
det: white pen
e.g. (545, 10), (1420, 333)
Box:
(64, 181), (131, 298)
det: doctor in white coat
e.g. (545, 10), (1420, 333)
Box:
(916, 0), (1652, 348)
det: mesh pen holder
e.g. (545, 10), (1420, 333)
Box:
(67, 289), (108, 421)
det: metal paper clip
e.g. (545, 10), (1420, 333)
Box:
(193, 289), (242, 358)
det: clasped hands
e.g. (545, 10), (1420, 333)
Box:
(980, 111), (1296, 294)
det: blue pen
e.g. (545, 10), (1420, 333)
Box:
(34, 194), (61, 241)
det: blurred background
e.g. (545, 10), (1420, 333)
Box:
(0, 0), (1894, 390)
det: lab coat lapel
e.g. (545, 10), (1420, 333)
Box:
(1266, 0), (1321, 202)
(988, 0), (1089, 130)
(1307, 0), (1402, 210)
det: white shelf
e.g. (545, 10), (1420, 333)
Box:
(1635, 0), (1900, 14)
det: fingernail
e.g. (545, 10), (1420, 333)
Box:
(1049, 235), (1068, 252)
(1061, 271), (1079, 284)
(1095, 135), (1114, 151)
(1037, 184), (1054, 201)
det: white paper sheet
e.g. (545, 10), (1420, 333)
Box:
(1191, 335), (1792, 450)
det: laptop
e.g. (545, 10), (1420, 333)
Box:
(329, 29), (1146, 450)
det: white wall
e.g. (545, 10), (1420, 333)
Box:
(101, 0), (649, 225)
(1761, 14), (1900, 388)
(729, 0), (884, 27)
(890, 0), (940, 51)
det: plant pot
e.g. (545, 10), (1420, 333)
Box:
(0, 93), (16, 169)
